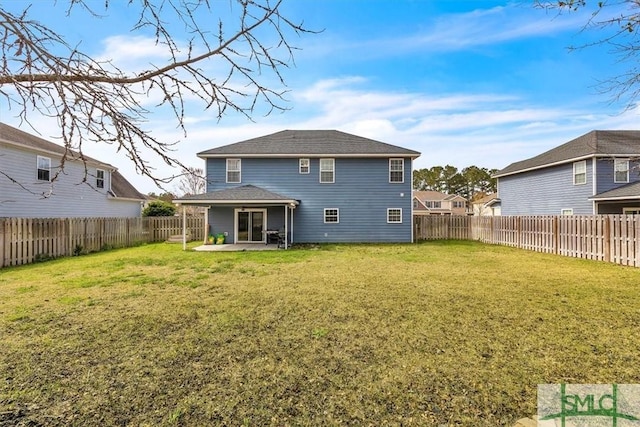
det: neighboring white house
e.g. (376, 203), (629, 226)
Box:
(413, 191), (469, 216)
(471, 193), (501, 216)
(0, 122), (145, 218)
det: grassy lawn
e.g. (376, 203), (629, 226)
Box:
(1, 241), (639, 426)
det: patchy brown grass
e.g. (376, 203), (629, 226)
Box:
(1, 241), (639, 426)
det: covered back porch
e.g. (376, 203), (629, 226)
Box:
(174, 185), (299, 250)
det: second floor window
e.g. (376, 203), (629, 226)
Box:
(389, 158), (404, 183)
(453, 201), (465, 209)
(426, 201), (441, 209)
(96, 169), (105, 189)
(299, 158), (310, 174)
(37, 156), (51, 181)
(320, 158), (334, 183)
(226, 159), (241, 183)
(615, 159), (629, 183)
(573, 160), (586, 185)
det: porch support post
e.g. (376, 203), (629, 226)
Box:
(290, 205), (294, 244)
(284, 204), (288, 250)
(203, 206), (209, 245)
(182, 205), (187, 251)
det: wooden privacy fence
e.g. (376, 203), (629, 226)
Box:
(0, 216), (205, 268)
(414, 215), (640, 268)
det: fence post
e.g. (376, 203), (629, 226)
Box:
(0, 219), (5, 268)
(603, 216), (611, 263)
(553, 216), (559, 255)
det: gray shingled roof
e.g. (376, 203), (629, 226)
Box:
(197, 130), (420, 158)
(590, 181), (640, 201)
(495, 130), (640, 177)
(110, 171), (146, 200)
(175, 185), (298, 204)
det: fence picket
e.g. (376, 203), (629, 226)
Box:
(413, 215), (640, 268)
(0, 216), (204, 268)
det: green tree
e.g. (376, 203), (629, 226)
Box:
(413, 165), (498, 200)
(142, 200), (176, 217)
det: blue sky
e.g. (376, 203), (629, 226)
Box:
(2, 0), (639, 194)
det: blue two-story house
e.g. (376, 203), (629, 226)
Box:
(495, 130), (640, 215)
(175, 130), (420, 245)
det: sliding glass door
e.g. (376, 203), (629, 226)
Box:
(236, 209), (265, 243)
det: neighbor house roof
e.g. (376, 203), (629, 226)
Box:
(495, 130), (640, 178)
(174, 185), (299, 205)
(197, 130), (421, 158)
(110, 171), (146, 201)
(413, 190), (466, 201)
(589, 181), (640, 201)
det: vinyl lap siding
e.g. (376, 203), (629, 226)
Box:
(498, 161), (594, 215)
(595, 158), (640, 194)
(206, 157), (413, 243)
(0, 144), (141, 218)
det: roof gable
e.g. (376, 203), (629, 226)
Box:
(197, 130), (420, 158)
(495, 130), (640, 177)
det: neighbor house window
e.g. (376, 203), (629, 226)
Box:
(96, 169), (105, 189)
(389, 158), (404, 183)
(561, 208), (574, 215)
(615, 159), (629, 183)
(226, 158), (241, 183)
(299, 158), (310, 174)
(387, 208), (402, 223)
(573, 160), (586, 185)
(623, 208), (640, 215)
(426, 201), (441, 209)
(453, 201), (465, 209)
(37, 156), (51, 181)
(324, 208), (339, 223)
(320, 158), (334, 183)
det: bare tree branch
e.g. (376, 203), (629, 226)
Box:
(0, 0), (316, 192)
(535, 0), (640, 110)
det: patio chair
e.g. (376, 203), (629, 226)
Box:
(277, 229), (289, 249)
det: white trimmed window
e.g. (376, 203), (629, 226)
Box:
(226, 158), (241, 183)
(389, 158), (404, 183)
(324, 208), (339, 223)
(299, 158), (310, 174)
(623, 208), (640, 215)
(615, 159), (629, 183)
(320, 158), (334, 183)
(561, 208), (574, 215)
(387, 208), (402, 223)
(426, 201), (441, 209)
(96, 169), (105, 189)
(573, 160), (586, 185)
(453, 201), (465, 209)
(37, 156), (51, 181)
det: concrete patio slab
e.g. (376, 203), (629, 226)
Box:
(193, 243), (280, 252)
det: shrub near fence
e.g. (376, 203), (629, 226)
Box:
(0, 216), (205, 268)
(414, 215), (640, 268)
